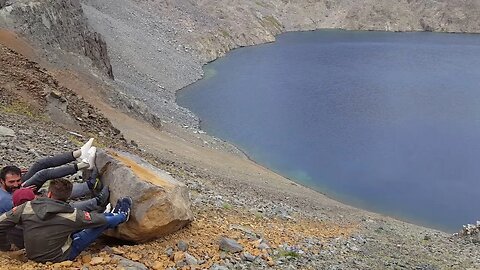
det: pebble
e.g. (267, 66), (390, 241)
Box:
(177, 240), (188, 251)
(219, 237), (244, 253)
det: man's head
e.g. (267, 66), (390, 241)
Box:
(0, 166), (22, 193)
(47, 178), (72, 202)
(12, 188), (36, 206)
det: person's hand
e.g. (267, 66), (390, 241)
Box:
(20, 184), (37, 192)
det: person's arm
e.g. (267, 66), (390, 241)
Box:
(0, 205), (24, 251)
(72, 210), (109, 230)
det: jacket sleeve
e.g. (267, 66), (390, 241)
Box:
(0, 205), (24, 251)
(72, 209), (108, 230)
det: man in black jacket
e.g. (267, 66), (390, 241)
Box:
(0, 178), (132, 263)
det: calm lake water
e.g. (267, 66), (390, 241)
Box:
(176, 30), (480, 232)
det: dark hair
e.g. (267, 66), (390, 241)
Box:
(0, 166), (22, 181)
(48, 179), (73, 201)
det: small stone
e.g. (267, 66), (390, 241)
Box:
(210, 264), (229, 270)
(90, 257), (104, 265)
(177, 240), (189, 251)
(243, 252), (256, 262)
(173, 251), (184, 262)
(165, 247), (174, 257)
(82, 254), (92, 264)
(53, 260), (73, 267)
(129, 253), (142, 261)
(219, 237), (243, 253)
(184, 252), (198, 265)
(0, 126), (15, 139)
(112, 247), (125, 255)
(113, 255), (148, 270)
(101, 246), (113, 254)
(258, 243), (270, 250)
(152, 261), (164, 270)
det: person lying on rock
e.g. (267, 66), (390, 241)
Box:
(0, 178), (132, 263)
(0, 138), (109, 215)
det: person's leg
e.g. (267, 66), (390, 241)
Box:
(22, 152), (76, 181)
(22, 163), (88, 190)
(71, 182), (90, 198)
(68, 225), (108, 260)
(7, 226), (24, 249)
(70, 198), (99, 212)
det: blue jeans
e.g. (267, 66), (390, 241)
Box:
(67, 213), (126, 260)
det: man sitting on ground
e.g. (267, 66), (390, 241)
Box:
(0, 178), (132, 263)
(0, 138), (109, 214)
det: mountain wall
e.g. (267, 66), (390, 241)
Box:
(0, 0), (113, 79)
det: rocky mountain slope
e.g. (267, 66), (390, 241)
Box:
(1, 0), (478, 128)
(80, 0), (480, 127)
(1, 0), (480, 269)
(2, 41), (480, 270)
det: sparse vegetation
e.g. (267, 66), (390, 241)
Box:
(261, 15), (282, 31)
(1, 101), (46, 120)
(222, 202), (233, 210)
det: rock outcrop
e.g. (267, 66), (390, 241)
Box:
(0, 0), (113, 79)
(94, 149), (194, 242)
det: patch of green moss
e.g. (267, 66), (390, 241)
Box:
(1, 101), (46, 120)
(220, 29), (231, 38)
(222, 203), (233, 210)
(255, 1), (269, 8)
(278, 250), (300, 258)
(261, 16), (282, 30)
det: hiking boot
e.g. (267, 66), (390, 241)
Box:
(82, 146), (97, 170)
(78, 138), (94, 162)
(118, 197), (133, 222)
(95, 186), (110, 207)
(112, 198), (122, 214)
(86, 168), (102, 195)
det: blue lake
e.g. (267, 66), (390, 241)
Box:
(176, 30), (480, 232)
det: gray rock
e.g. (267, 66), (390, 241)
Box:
(0, 126), (15, 140)
(112, 255), (148, 270)
(177, 240), (188, 251)
(258, 242), (270, 250)
(243, 252), (256, 262)
(210, 264), (229, 270)
(184, 252), (198, 265)
(165, 247), (174, 257)
(219, 237), (244, 253)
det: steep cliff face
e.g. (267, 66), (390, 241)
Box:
(0, 0), (113, 79)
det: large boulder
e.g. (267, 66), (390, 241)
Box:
(94, 149), (193, 242)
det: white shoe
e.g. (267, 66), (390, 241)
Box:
(78, 138), (94, 162)
(82, 146), (97, 170)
